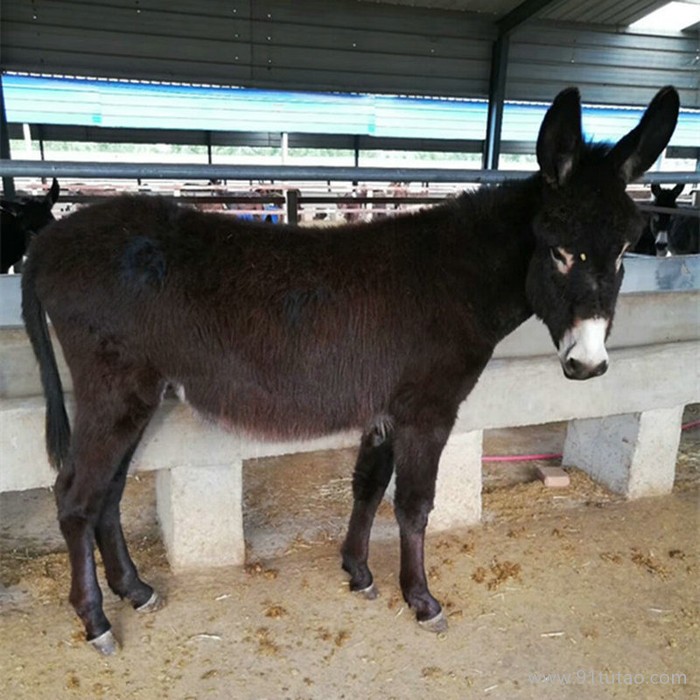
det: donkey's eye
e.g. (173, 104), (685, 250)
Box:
(549, 246), (574, 274)
(550, 247), (566, 263)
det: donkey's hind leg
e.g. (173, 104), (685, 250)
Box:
(56, 391), (160, 654)
(95, 436), (164, 614)
(341, 421), (394, 598)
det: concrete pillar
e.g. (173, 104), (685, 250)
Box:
(385, 429), (483, 531)
(562, 406), (684, 499)
(156, 461), (245, 571)
(430, 430), (483, 531)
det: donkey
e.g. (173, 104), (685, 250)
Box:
(663, 185), (699, 256)
(635, 183), (689, 256)
(21, 86), (679, 654)
(1, 178), (60, 273)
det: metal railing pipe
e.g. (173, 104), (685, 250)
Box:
(0, 160), (698, 185)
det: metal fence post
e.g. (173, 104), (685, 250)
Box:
(286, 188), (300, 225)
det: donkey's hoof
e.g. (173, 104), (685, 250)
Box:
(88, 629), (119, 655)
(353, 582), (379, 600)
(135, 590), (165, 614)
(418, 610), (448, 634)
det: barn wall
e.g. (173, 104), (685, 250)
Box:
(1, 0), (698, 107)
(0, 0), (494, 97)
(509, 24), (699, 107)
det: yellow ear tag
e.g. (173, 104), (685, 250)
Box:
(580, 253), (587, 262)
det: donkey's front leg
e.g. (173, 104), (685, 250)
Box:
(393, 425), (449, 633)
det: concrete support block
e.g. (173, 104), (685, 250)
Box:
(385, 431), (482, 530)
(562, 406), (684, 499)
(156, 461), (245, 571)
(0, 398), (55, 491)
(429, 430), (483, 531)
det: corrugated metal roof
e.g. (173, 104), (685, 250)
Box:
(5, 74), (698, 146)
(2, 1), (698, 107)
(361, 0), (682, 27)
(538, 0), (666, 26)
(358, 1), (522, 18)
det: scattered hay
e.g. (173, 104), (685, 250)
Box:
(316, 627), (333, 643)
(254, 627), (279, 655)
(482, 466), (622, 523)
(314, 627), (350, 647)
(631, 550), (670, 579)
(334, 630), (350, 647)
(487, 560), (521, 590)
(244, 562), (279, 580)
(471, 560), (521, 590)
(471, 567), (487, 584)
(386, 591), (402, 610)
(263, 603), (287, 619)
(428, 565), (441, 581)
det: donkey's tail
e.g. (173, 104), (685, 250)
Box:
(21, 265), (71, 470)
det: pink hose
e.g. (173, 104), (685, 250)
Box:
(482, 452), (561, 463)
(482, 419), (699, 463)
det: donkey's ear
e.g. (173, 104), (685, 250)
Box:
(651, 183), (662, 198)
(671, 183), (684, 198)
(606, 86), (679, 184)
(536, 87), (583, 187)
(47, 178), (60, 205)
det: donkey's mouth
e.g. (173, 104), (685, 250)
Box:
(558, 317), (610, 381)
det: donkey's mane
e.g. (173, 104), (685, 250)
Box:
(579, 141), (614, 165)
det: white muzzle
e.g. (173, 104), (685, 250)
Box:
(558, 317), (609, 380)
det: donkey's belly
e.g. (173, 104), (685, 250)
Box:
(169, 376), (374, 441)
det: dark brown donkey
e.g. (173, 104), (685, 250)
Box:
(22, 86), (679, 654)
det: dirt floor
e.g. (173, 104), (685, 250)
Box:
(1, 409), (698, 699)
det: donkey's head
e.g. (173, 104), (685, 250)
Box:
(650, 183), (684, 255)
(0, 178), (60, 238)
(526, 87), (679, 380)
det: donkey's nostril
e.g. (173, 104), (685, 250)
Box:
(564, 357), (584, 377)
(564, 357), (608, 380)
(566, 357), (580, 371)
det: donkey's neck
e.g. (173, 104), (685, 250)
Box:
(452, 176), (540, 346)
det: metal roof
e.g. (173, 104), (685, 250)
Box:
(362, 0), (694, 27)
(361, 0), (700, 38)
(2, 0), (698, 107)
